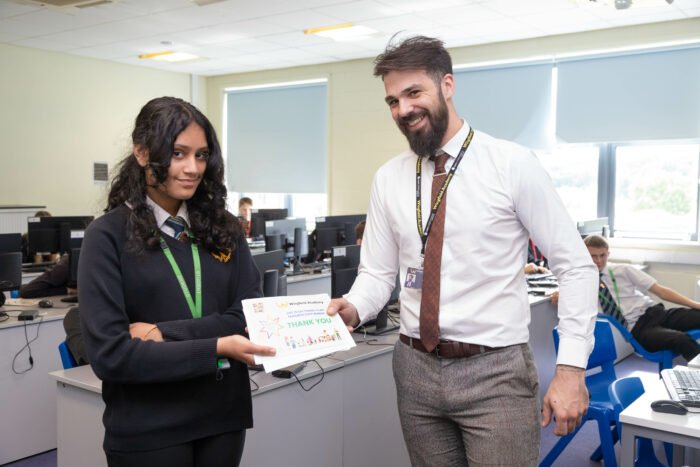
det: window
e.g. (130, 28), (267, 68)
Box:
(613, 143), (699, 241)
(538, 145), (599, 222)
(539, 141), (700, 241)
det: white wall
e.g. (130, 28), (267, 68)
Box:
(0, 43), (192, 218)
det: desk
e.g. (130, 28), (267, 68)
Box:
(620, 374), (700, 467)
(0, 301), (71, 465)
(286, 270), (331, 296)
(50, 333), (410, 467)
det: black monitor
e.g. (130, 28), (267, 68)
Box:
(252, 249), (286, 297)
(0, 252), (22, 307)
(331, 245), (398, 335)
(248, 208), (288, 239)
(312, 214), (366, 260)
(0, 233), (22, 254)
(26, 216), (92, 256)
(264, 218), (309, 274)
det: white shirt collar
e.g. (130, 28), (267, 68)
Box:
(144, 196), (190, 231)
(439, 119), (470, 159)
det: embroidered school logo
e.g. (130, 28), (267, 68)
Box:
(211, 248), (231, 263)
(252, 302), (265, 314)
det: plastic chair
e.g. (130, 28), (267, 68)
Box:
(598, 313), (700, 374)
(539, 319), (618, 467)
(608, 377), (671, 467)
(58, 340), (77, 369)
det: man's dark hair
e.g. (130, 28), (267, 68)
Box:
(373, 35), (453, 85)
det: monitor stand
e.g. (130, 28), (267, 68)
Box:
(356, 307), (399, 335)
(286, 257), (307, 276)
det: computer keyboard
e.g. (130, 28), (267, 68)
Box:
(661, 368), (700, 408)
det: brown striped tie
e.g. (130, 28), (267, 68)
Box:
(419, 152), (450, 352)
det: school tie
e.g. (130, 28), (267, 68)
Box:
(420, 152), (450, 352)
(599, 273), (628, 328)
(165, 216), (188, 242)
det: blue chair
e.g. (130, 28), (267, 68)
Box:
(598, 313), (700, 374)
(608, 377), (670, 467)
(539, 319), (618, 467)
(58, 340), (77, 369)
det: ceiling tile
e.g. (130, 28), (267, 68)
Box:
(314, 1), (404, 22)
(11, 37), (76, 52)
(207, 18), (294, 38)
(375, 0), (472, 14)
(415, 4), (505, 26)
(361, 13), (439, 34)
(263, 9), (348, 30)
(263, 30), (332, 48)
(0, 2), (39, 18)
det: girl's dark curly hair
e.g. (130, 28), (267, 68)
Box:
(107, 96), (241, 254)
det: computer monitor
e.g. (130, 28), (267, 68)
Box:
(69, 248), (80, 286)
(0, 233), (22, 254)
(26, 216), (92, 256)
(577, 217), (609, 238)
(331, 245), (398, 335)
(251, 249), (286, 297)
(312, 214), (366, 260)
(0, 252), (22, 307)
(264, 218), (309, 274)
(248, 208), (289, 239)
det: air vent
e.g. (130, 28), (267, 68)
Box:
(93, 161), (108, 185)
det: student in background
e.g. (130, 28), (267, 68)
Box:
(552, 235), (700, 361)
(63, 306), (89, 365)
(78, 97), (275, 467)
(238, 197), (253, 237)
(354, 220), (365, 245)
(18, 253), (73, 298)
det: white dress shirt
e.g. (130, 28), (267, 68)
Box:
(601, 263), (657, 330)
(345, 121), (598, 368)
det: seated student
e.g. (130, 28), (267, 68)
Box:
(354, 220), (365, 245)
(19, 253), (75, 298)
(238, 197), (253, 237)
(553, 234), (700, 361)
(63, 306), (88, 366)
(527, 237), (548, 269)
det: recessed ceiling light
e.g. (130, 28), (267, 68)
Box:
(303, 23), (378, 42)
(138, 51), (202, 63)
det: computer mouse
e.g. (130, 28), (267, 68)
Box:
(651, 399), (688, 415)
(38, 299), (53, 308)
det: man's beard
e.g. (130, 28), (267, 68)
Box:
(397, 94), (449, 158)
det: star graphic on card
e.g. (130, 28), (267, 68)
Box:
(258, 315), (284, 339)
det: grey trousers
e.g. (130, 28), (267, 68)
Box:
(392, 340), (541, 467)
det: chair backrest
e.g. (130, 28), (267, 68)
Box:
(58, 340), (77, 369)
(553, 319), (617, 371)
(608, 376), (644, 416)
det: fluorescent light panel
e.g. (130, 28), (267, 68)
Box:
(304, 23), (377, 42)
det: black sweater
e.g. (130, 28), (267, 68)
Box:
(78, 206), (261, 451)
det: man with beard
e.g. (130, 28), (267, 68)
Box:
(327, 36), (598, 466)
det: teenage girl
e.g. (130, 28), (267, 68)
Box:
(78, 96), (275, 467)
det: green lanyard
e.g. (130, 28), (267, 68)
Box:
(598, 266), (621, 310)
(159, 236), (202, 319)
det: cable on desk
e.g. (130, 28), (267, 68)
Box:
(249, 370), (261, 392)
(291, 360), (324, 392)
(12, 316), (43, 374)
(0, 311), (8, 322)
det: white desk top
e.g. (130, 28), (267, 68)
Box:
(620, 371), (700, 438)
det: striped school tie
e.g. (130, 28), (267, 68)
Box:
(599, 273), (627, 328)
(165, 216), (188, 241)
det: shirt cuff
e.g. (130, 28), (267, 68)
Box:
(555, 336), (590, 369)
(344, 292), (374, 326)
